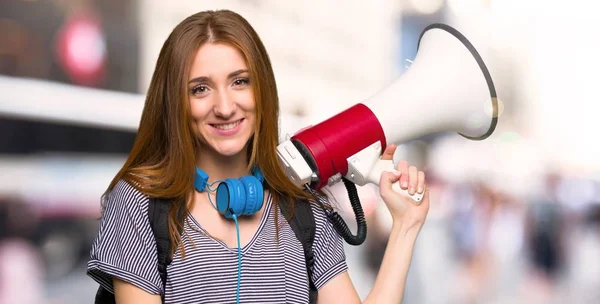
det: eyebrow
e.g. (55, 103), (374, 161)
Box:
(188, 69), (248, 84)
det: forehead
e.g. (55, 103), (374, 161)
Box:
(189, 42), (248, 78)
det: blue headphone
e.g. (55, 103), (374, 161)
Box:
(194, 167), (265, 303)
(194, 167), (265, 219)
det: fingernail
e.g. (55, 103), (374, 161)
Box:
(409, 186), (415, 194)
(418, 186), (423, 193)
(402, 181), (408, 188)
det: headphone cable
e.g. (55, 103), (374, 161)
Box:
(231, 212), (242, 304)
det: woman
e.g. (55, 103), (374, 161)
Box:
(87, 9), (429, 304)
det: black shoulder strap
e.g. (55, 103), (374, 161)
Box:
(94, 286), (115, 304)
(279, 196), (318, 304)
(94, 198), (173, 304)
(148, 198), (173, 303)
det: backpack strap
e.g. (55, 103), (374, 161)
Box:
(279, 196), (317, 304)
(93, 286), (115, 304)
(94, 198), (182, 304)
(148, 197), (175, 303)
(94, 197), (174, 304)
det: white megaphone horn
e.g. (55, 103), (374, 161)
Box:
(277, 23), (499, 203)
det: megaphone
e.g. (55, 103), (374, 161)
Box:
(277, 23), (498, 231)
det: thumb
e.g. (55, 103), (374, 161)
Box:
(379, 170), (401, 195)
(380, 144), (397, 160)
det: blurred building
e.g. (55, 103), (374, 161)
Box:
(1, 1), (600, 303)
(138, 0), (404, 124)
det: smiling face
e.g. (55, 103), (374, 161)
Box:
(188, 42), (256, 158)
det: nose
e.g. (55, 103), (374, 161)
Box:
(213, 91), (236, 118)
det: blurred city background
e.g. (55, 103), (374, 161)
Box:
(1, 0), (599, 303)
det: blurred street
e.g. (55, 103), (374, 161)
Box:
(2, 0), (600, 303)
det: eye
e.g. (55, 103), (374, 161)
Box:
(233, 77), (250, 87)
(191, 85), (209, 96)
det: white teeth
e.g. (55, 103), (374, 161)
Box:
(213, 120), (241, 130)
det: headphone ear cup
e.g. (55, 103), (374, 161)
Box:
(216, 179), (246, 219)
(240, 175), (264, 216)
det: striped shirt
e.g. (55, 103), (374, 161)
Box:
(87, 180), (347, 303)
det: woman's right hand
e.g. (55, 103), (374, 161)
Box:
(377, 145), (430, 233)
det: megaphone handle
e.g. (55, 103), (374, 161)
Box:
(369, 159), (425, 204)
(391, 180), (425, 204)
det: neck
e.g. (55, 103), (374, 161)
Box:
(196, 146), (251, 184)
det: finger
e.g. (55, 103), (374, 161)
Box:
(378, 171), (402, 198)
(417, 171), (425, 193)
(420, 189), (431, 211)
(380, 144), (397, 160)
(408, 166), (418, 195)
(397, 160), (409, 189)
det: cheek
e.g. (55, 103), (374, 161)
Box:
(189, 99), (211, 122)
(236, 90), (256, 111)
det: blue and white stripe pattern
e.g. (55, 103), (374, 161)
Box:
(87, 180), (347, 303)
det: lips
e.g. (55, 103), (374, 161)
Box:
(210, 119), (243, 130)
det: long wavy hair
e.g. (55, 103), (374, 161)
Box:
(103, 10), (314, 256)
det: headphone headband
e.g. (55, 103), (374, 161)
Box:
(250, 167), (264, 183)
(194, 167), (210, 191)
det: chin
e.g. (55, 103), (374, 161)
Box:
(215, 146), (247, 157)
(202, 139), (251, 158)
